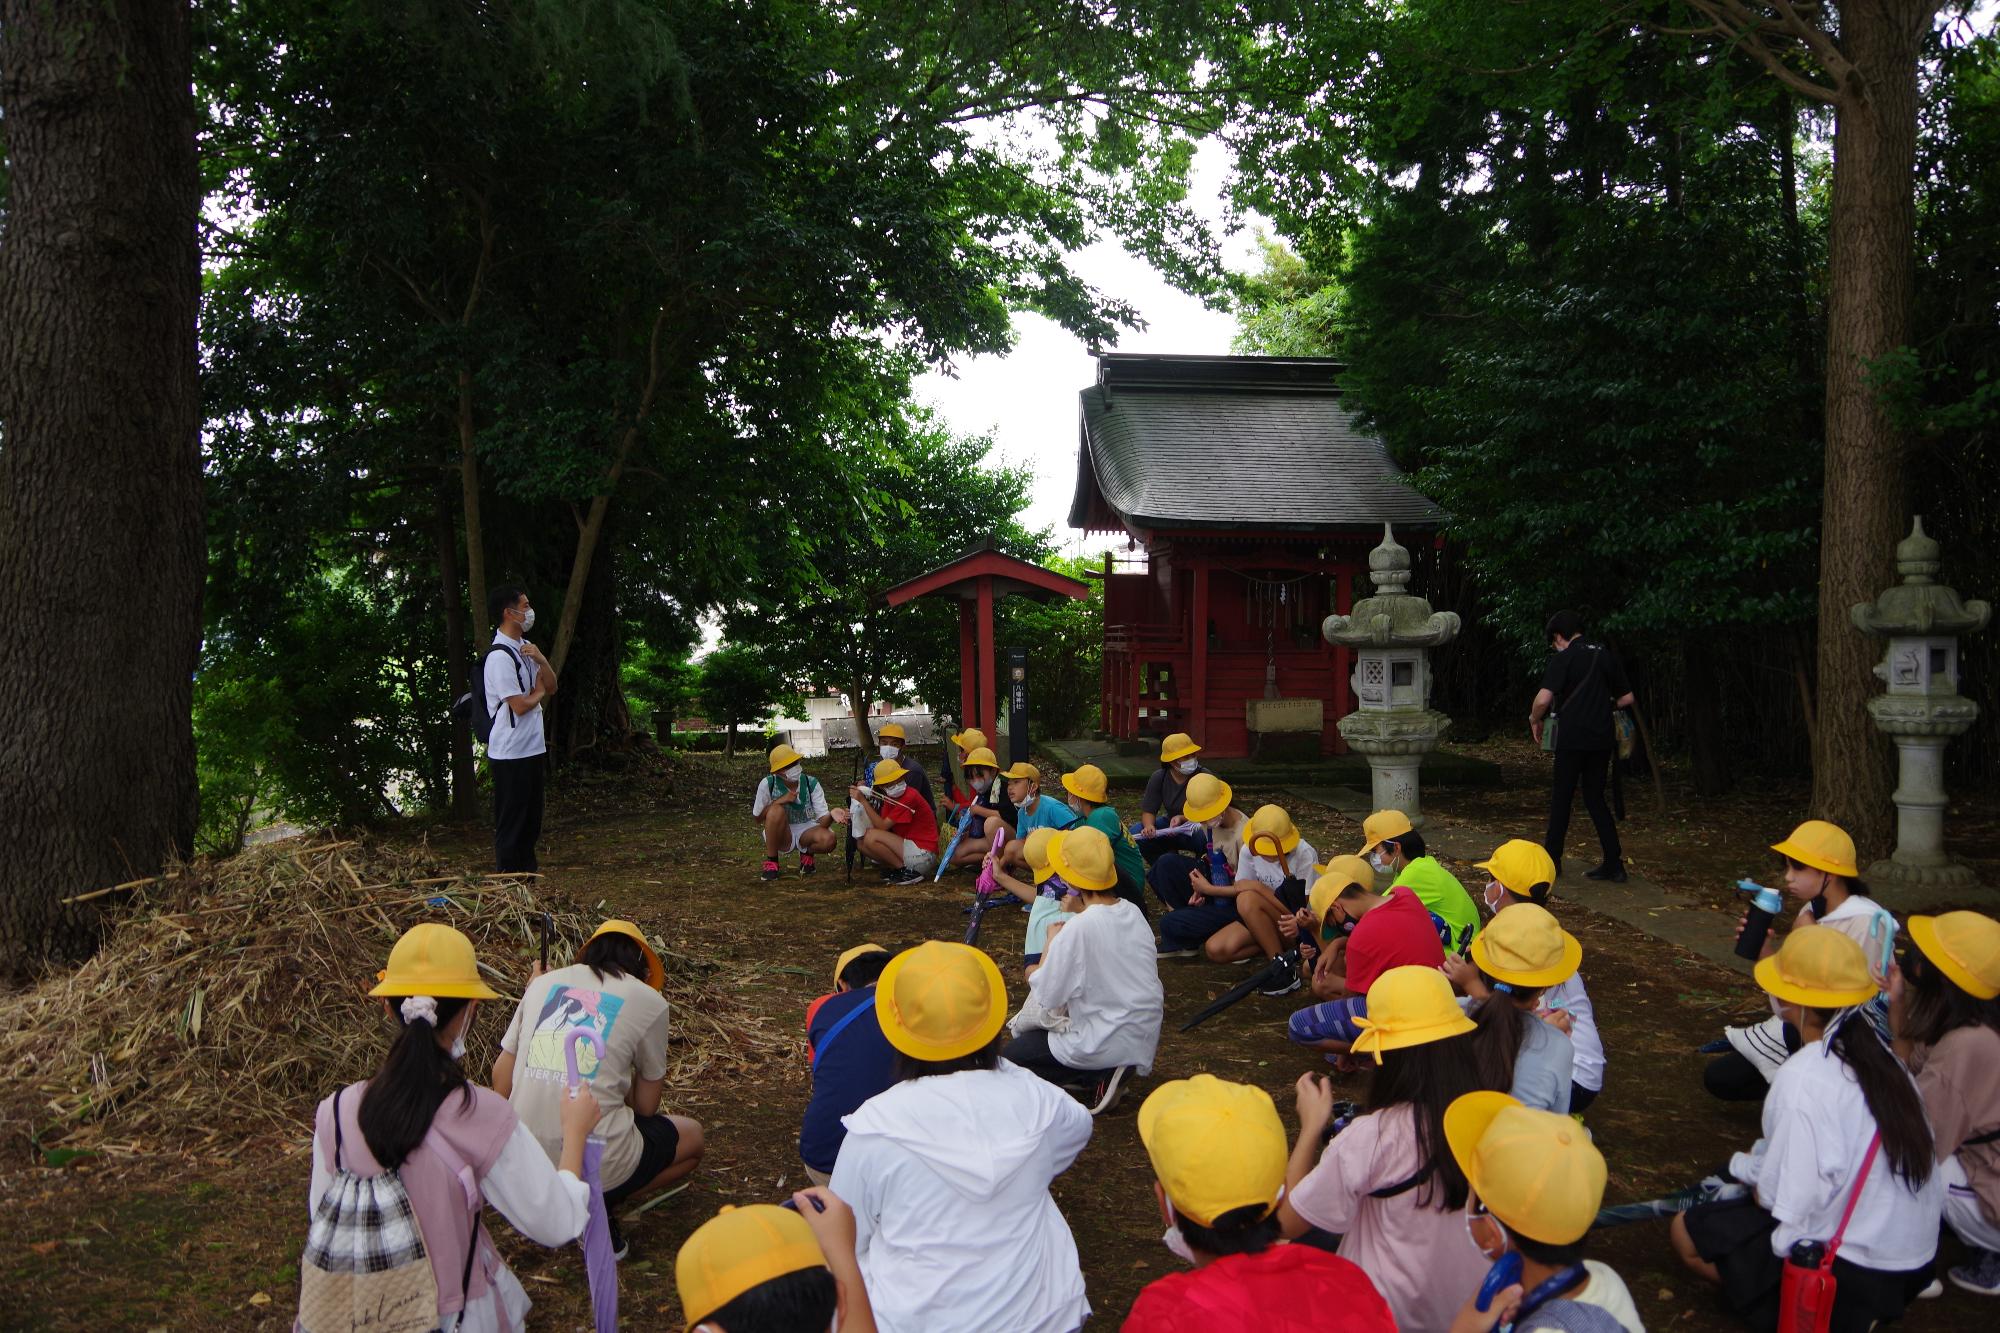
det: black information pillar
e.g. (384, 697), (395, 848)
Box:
(1007, 647), (1029, 766)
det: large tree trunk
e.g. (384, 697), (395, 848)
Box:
(434, 481), (480, 821)
(0, 0), (203, 975)
(459, 365), (491, 647)
(551, 525), (632, 764)
(1808, 3), (1926, 852)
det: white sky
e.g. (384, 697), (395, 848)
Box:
(914, 140), (1263, 554)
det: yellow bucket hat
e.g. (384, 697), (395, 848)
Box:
(1908, 911), (2000, 1001)
(676, 1203), (827, 1328)
(876, 721), (906, 742)
(1444, 1092), (1607, 1246)
(875, 941), (1008, 1062)
(950, 726), (989, 753)
(1358, 808), (1415, 856)
(1245, 804), (1301, 857)
(1754, 925), (1879, 1008)
(871, 758), (910, 786)
(768, 743), (804, 774)
(1023, 826), (1061, 885)
(999, 760), (1041, 782)
(1048, 827), (1118, 892)
(1138, 1075), (1287, 1227)
(1470, 903), (1581, 990)
(1351, 966), (1477, 1064)
(1309, 855), (1375, 928)
(370, 923), (501, 1000)
(1182, 773), (1233, 824)
(833, 942), (889, 987)
(1771, 819), (1859, 878)
(581, 919), (665, 992)
(1060, 764), (1110, 805)
(1475, 839), (1557, 900)
(963, 746), (999, 770)
(1159, 732), (1202, 763)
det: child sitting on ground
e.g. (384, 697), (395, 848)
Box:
(1134, 733), (1212, 862)
(1004, 827), (1164, 1113)
(799, 945), (898, 1188)
(847, 759), (938, 885)
(1124, 1074), (1395, 1331)
(994, 760), (1078, 872)
(675, 1192), (876, 1333)
(1443, 1092), (1644, 1333)
(1286, 856), (1446, 1056)
(1444, 902), (1580, 1114)
(1359, 809), (1481, 955)
(1198, 805), (1320, 994)
(942, 744), (1012, 869)
(755, 743), (845, 880)
(1060, 762), (1147, 912)
(870, 721), (933, 812)
(1472, 839), (1606, 1112)
(1151, 776), (1253, 960)
(984, 826), (1062, 970)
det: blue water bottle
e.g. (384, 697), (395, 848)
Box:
(1207, 842), (1234, 887)
(1736, 879), (1783, 961)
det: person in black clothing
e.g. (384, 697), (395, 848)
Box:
(1530, 611), (1635, 882)
(1136, 732), (1210, 866)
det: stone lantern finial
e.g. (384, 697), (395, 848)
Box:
(1368, 523), (1411, 596)
(1894, 516), (1940, 585)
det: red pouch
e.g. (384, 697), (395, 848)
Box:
(1776, 1133), (1879, 1333)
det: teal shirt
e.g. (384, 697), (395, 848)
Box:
(1014, 792), (1079, 839)
(1393, 856), (1481, 954)
(1083, 804), (1144, 891)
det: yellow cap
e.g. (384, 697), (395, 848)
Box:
(1137, 1075), (1287, 1227)
(675, 1203), (827, 1328)
(1310, 855), (1376, 927)
(963, 746), (999, 770)
(1755, 925), (1880, 1008)
(877, 721), (906, 742)
(768, 743), (804, 774)
(1060, 764), (1110, 805)
(579, 919), (665, 992)
(1469, 903), (1581, 990)
(1475, 839), (1557, 900)
(1358, 808), (1415, 856)
(999, 761), (1040, 782)
(875, 941), (1008, 1062)
(1444, 1093), (1607, 1246)
(1159, 732), (1202, 763)
(1351, 966), (1477, 1064)
(370, 923), (501, 1000)
(1182, 773), (1234, 824)
(833, 943), (889, 987)
(1908, 912), (2000, 1001)
(1244, 804), (1301, 857)
(871, 758), (910, 786)
(950, 727), (989, 753)
(1023, 826), (1061, 885)
(1771, 819), (1859, 878)
(1048, 827), (1118, 892)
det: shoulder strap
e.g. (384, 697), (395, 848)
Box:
(1368, 1167), (1429, 1199)
(424, 1125), (486, 1309)
(812, 995), (874, 1062)
(1557, 649), (1602, 713)
(330, 1086), (347, 1173)
(1966, 1125), (2000, 1147)
(484, 642), (526, 728)
(1825, 1132), (1881, 1265)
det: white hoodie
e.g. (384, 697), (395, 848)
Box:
(829, 1060), (1093, 1333)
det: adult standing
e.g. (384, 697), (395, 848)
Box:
(484, 586), (555, 874)
(1529, 611), (1634, 883)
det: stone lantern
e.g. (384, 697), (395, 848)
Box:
(1322, 524), (1462, 824)
(1850, 517), (1990, 890)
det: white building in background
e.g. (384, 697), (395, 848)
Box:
(771, 692), (935, 757)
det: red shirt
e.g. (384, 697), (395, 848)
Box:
(1346, 884), (1446, 996)
(1122, 1245), (1395, 1332)
(878, 785), (938, 851)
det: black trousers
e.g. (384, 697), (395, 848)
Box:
(1003, 1028), (1111, 1086)
(1544, 746), (1620, 870)
(491, 754), (546, 874)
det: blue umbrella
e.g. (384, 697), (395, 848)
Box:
(564, 1028), (618, 1333)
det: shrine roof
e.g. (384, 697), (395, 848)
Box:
(881, 536), (1090, 607)
(1068, 354), (1441, 535)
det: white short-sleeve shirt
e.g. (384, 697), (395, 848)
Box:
(483, 634), (545, 760)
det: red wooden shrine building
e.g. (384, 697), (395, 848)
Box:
(1069, 354), (1440, 758)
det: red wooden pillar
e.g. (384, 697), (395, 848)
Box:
(958, 599), (978, 734)
(1190, 560), (1209, 741)
(976, 573), (997, 742)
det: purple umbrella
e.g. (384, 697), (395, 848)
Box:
(564, 1027), (618, 1333)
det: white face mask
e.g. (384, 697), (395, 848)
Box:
(884, 781), (908, 799)
(1163, 1222), (1198, 1265)
(1176, 758), (1199, 775)
(1369, 850), (1395, 874)
(782, 764), (803, 782)
(1482, 881), (1509, 915)
(517, 606), (536, 632)
(878, 744), (899, 759)
(449, 1034), (468, 1061)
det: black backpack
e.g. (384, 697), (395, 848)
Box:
(451, 642), (526, 745)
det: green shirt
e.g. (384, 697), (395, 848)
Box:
(1393, 856), (1481, 954)
(1083, 804), (1145, 892)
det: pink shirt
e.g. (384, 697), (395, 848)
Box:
(1289, 1105), (1487, 1332)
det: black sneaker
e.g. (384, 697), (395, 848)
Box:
(798, 853), (816, 877)
(760, 859), (781, 881)
(885, 867), (926, 886)
(1156, 943), (1199, 960)
(1258, 959), (1302, 997)
(606, 1214), (629, 1262)
(1584, 861), (1628, 883)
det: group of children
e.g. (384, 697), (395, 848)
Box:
(305, 729), (2000, 1333)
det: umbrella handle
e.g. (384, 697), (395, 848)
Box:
(564, 1026), (605, 1091)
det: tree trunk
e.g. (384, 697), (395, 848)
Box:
(0, 0), (203, 975)
(459, 364), (491, 647)
(434, 481), (480, 821)
(1809, 3), (1927, 852)
(551, 524), (631, 764)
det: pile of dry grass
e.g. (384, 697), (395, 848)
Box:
(0, 837), (790, 1156)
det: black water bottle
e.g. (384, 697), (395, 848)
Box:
(1736, 879), (1783, 962)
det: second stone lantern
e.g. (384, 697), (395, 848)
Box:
(1322, 524), (1462, 825)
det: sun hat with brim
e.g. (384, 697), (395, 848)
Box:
(1475, 839), (1557, 900)
(1351, 966), (1477, 1064)
(768, 743), (804, 774)
(877, 721), (906, 742)
(1048, 827), (1118, 892)
(1182, 773), (1234, 824)
(1754, 925), (1879, 1009)
(676, 1204), (827, 1329)
(875, 941), (1008, 1062)
(581, 919), (665, 992)
(963, 746), (999, 770)
(1023, 826), (1061, 885)
(1060, 764), (1110, 805)
(1358, 808), (1415, 856)
(1245, 804), (1301, 856)
(1138, 1075), (1287, 1228)
(1908, 912), (2000, 1001)
(833, 943), (889, 988)
(1444, 1092), (1607, 1246)
(1309, 855), (1376, 927)
(950, 727), (989, 753)
(871, 758), (910, 786)
(371, 923), (501, 1000)
(1770, 819), (1859, 878)
(1159, 732), (1202, 764)
(1469, 903), (1581, 990)
(999, 761), (1041, 782)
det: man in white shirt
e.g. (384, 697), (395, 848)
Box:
(484, 585), (556, 873)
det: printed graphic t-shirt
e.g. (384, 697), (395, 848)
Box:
(501, 961), (671, 1189)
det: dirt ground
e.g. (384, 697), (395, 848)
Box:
(5, 743), (1997, 1331)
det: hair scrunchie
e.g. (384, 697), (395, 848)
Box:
(400, 994), (440, 1026)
